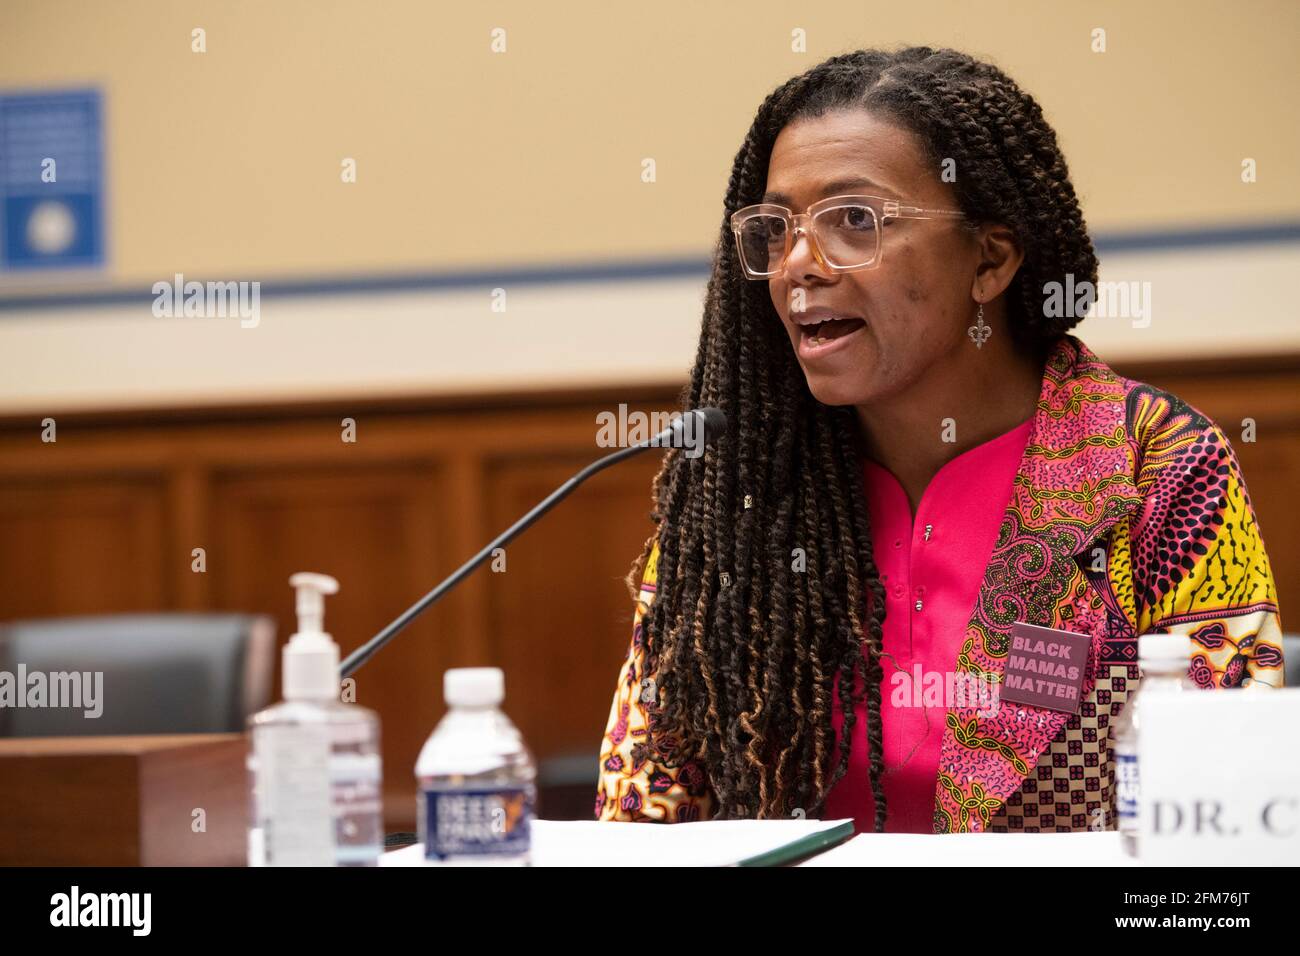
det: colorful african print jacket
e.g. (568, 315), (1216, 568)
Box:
(594, 335), (1284, 832)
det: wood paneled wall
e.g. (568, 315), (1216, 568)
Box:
(0, 357), (1295, 826)
(0, 390), (675, 826)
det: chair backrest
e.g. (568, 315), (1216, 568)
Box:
(0, 613), (275, 736)
(1283, 634), (1300, 689)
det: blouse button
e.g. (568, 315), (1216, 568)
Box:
(914, 599), (924, 612)
(892, 584), (905, 598)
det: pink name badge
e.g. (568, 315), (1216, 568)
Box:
(999, 622), (1091, 715)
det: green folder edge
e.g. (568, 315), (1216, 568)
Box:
(736, 819), (856, 867)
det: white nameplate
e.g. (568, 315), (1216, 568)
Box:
(1137, 688), (1300, 864)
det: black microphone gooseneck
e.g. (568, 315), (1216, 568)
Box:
(339, 407), (726, 678)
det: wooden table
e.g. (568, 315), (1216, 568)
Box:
(0, 734), (247, 866)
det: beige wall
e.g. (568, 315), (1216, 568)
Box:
(2, 0), (1296, 285)
(0, 0), (1297, 411)
(0, 241), (1295, 415)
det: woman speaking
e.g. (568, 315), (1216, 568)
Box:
(594, 47), (1284, 833)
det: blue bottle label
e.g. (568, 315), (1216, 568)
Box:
(1116, 751), (1139, 822)
(423, 786), (533, 859)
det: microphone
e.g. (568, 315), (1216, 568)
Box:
(638, 405), (726, 454)
(339, 407), (727, 677)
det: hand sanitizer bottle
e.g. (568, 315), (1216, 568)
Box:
(416, 667), (536, 865)
(247, 572), (383, 866)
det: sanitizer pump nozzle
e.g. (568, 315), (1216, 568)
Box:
(284, 572), (341, 701)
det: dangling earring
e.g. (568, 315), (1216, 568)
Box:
(967, 300), (991, 349)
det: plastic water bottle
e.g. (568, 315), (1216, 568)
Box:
(1115, 633), (1194, 857)
(415, 667), (536, 865)
(247, 573), (383, 866)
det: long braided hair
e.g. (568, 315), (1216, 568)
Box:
(630, 47), (1099, 826)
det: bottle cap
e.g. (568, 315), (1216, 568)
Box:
(445, 667), (504, 708)
(1138, 632), (1192, 662)
(283, 572), (340, 701)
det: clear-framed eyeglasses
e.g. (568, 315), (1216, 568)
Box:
(730, 194), (966, 279)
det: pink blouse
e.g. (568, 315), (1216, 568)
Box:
(824, 416), (1035, 833)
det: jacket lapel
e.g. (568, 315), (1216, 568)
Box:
(932, 336), (1144, 833)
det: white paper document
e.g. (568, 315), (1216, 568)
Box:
(800, 830), (1133, 866)
(382, 817), (853, 867)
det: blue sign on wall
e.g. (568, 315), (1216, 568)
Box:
(0, 89), (105, 270)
